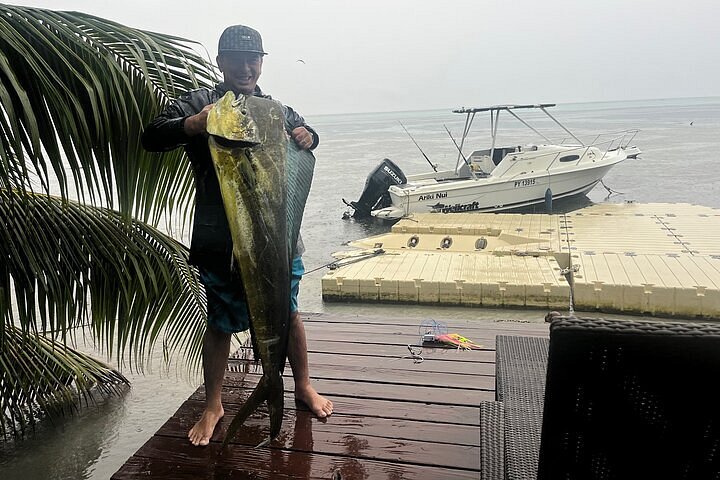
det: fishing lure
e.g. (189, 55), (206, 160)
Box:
(433, 333), (483, 350)
(418, 320), (483, 350)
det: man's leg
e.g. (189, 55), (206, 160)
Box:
(287, 311), (333, 418)
(188, 325), (232, 446)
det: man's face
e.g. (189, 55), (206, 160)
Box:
(217, 52), (263, 94)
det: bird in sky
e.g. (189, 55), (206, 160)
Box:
(296, 59), (306, 64)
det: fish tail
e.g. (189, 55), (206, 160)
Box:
(222, 375), (269, 449)
(221, 372), (285, 449)
(266, 371), (285, 439)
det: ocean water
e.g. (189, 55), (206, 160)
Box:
(1, 97), (719, 479)
(299, 96), (720, 315)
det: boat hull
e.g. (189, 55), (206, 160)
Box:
(372, 152), (624, 219)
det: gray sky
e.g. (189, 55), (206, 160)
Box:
(7, 0), (720, 115)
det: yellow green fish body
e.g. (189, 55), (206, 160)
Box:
(207, 91), (289, 445)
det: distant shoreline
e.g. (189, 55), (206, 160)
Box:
(307, 95), (720, 118)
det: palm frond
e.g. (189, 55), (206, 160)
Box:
(0, 323), (128, 438)
(0, 189), (207, 373)
(0, 5), (218, 224)
(0, 6), (219, 435)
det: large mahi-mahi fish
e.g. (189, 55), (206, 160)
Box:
(206, 91), (315, 447)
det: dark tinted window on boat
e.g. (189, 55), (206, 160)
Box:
(559, 154), (580, 162)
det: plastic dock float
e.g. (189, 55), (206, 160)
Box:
(323, 203), (720, 318)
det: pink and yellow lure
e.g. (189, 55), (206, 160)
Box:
(434, 333), (483, 350)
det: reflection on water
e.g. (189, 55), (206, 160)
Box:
(0, 352), (199, 479)
(2, 98), (719, 479)
(0, 389), (128, 479)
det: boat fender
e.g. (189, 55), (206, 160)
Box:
(440, 237), (453, 249)
(475, 237), (488, 250)
(545, 188), (553, 214)
(407, 236), (419, 248)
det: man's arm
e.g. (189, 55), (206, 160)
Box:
(284, 105), (320, 150)
(141, 90), (213, 152)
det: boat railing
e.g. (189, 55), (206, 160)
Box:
(559, 129), (640, 150)
(496, 133), (632, 178)
(545, 129), (639, 169)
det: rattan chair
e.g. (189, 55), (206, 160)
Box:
(537, 316), (720, 480)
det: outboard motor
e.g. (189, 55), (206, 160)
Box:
(344, 158), (406, 218)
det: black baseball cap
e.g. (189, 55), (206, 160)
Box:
(218, 25), (267, 55)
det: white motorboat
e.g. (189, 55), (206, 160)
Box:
(344, 104), (639, 220)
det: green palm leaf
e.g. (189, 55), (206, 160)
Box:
(0, 189), (207, 370)
(0, 5), (221, 435)
(0, 323), (129, 437)
(0, 4), (218, 223)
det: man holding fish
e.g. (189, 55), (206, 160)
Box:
(142, 25), (333, 447)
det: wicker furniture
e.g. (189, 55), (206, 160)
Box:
(497, 317), (720, 480)
(495, 335), (549, 480)
(479, 401), (506, 480)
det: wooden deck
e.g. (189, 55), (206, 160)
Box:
(111, 312), (550, 479)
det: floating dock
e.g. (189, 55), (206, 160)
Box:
(322, 203), (720, 318)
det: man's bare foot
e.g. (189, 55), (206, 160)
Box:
(188, 406), (224, 446)
(295, 385), (333, 418)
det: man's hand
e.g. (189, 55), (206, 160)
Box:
(184, 103), (214, 136)
(291, 126), (314, 150)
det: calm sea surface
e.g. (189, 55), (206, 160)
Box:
(1, 97), (719, 479)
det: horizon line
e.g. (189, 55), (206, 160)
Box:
(306, 94), (720, 118)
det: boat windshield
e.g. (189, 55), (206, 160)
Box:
(450, 103), (587, 176)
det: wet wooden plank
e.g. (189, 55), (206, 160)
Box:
(159, 399), (481, 446)
(112, 313), (551, 479)
(250, 341), (498, 362)
(302, 311), (550, 334)
(301, 351), (496, 374)
(301, 321), (549, 352)
(301, 329), (497, 347)
(303, 315), (549, 337)
(229, 359), (494, 388)
(153, 404), (480, 469)
(194, 373), (496, 406)
(229, 355), (494, 376)
(115, 437), (481, 479)
(187, 389), (481, 426)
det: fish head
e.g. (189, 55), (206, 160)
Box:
(207, 91), (261, 146)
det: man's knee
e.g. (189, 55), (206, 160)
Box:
(205, 323), (233, 341)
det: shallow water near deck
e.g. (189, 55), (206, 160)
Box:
(1, 97), (719, 479)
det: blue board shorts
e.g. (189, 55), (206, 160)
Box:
(199, 256), (305, 334)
